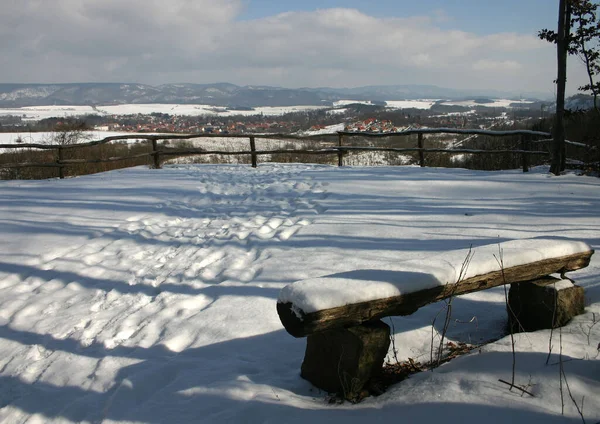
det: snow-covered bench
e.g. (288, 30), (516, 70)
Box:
(276, 239), (594, 399)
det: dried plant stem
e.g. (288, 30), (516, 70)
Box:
(559, 326), (586, 423)
(388, 317), (400, 365)
(560, 327), (565, 415)
(546, 282), (558, 365)
(503, 284), (517, 388)
(495, 246), (516, 389)
(498, 379), (535, 397)
(431, 247), (474, 367)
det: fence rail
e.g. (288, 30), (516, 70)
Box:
(0, 127), (592, 179)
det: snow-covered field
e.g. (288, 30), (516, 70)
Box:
(440, 99), (535, 108)
(0, 106), (98, 121)
(332, 100), (375, 107)
(0, 131), (163, 146)
(385, 100), (438, 109)
(332, 99), (438, 110)
(0, 99), (536, 122)
(0, 104), (329, 121)
(96, 104), (329, 118)
(299, 123), (346, 136)
(0, 164), (599, 423)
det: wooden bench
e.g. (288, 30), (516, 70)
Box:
(276, 239), (594, 400)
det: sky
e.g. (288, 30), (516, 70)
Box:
(0, 0), (593, 96)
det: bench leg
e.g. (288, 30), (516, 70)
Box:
(300, 320), (390, 401)
(507, 276), (585, 332)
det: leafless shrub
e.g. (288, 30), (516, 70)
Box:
(430, 247), (474, 367)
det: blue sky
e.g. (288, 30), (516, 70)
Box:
(239, 0), (557, 36)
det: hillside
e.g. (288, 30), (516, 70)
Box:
(0, 82), (550, 108)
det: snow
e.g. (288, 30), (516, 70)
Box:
(0, 164), (599, 423)
(385, 100), (438, 110)
(0, 105), (98, 121)
(327, 108), (348, 115)
(440, 99), (535, 108)
(0, 98), (538, 126)
(0, 87), (61, 102)
(332, 99), (438, 110)
(331, 99), (534, 110)
(0, 131), (164, 146)
(300, 123), (345, 136)
(0, 98), (540, 124)
(278, 239), (591, 313)
(332, 100), (374, 107)
(0, 104), (329, 121)
(97, 104), (329, 117)
(554, 279), (575, 291)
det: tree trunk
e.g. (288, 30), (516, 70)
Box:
(551, 0), (571, 175)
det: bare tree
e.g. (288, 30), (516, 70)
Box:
(539, 0), (600, 175)
(44, 119), (92, 146)
(570, 0), (600, 112)
(554, 0), (571, 175)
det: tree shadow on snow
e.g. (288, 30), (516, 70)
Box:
(0, 332), (596, 423)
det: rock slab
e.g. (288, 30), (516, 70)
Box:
(508, 277), (585, 332)
(301, 320), (390, 400)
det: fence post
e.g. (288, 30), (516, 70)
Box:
(521, 135), (529, 173)
(338, 133), (344, 167)
(249, 136), (257, 168)
(150, 138), (161, 169)
(57, 146), (64, 179)
(417, 133), (425, 167)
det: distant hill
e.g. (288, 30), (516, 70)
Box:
(565, 94), (596, 110)
(0, 82), (551, 108)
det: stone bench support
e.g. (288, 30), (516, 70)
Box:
(301, 320), (390, 401)
(508, 276), (585, 332)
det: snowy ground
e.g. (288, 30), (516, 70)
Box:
(95, 104), (329, 118)
(0, 98), (535, 123)
(0, 131), (165, 147)
(0, 164), (599, 423)
(440, 99), (535, 108)
(0, 104), (329, 121)
(385, 100), (438, 109)
(332, 99), (439, 110)
(298, 123), (346, 136)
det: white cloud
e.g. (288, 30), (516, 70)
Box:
(484, 32), (546, 52)
(473, 60), (522, 72)
(0, 3), (585, 94)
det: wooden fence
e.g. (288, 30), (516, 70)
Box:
(0, 128), (581, 179)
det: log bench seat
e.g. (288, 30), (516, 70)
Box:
(276, 239), (594, 399)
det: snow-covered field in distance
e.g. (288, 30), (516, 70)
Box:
(0, 98), (538, 122)
(332, 99), (437, 110)
(0, 131), (330, 151)
(0, 131), (164, 146)
(0, 105), (98, 121)
(299, 123), (346, 136)
(97, 104), (330, 118)
(332, 100), (376, 107)
(440, 99), (536, 108)
(0, 104), (330, 121)
(0, 164), (598, 423)
(385, 100), (439, 109)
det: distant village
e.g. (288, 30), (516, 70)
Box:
(96, 115), (298, 134)
(103, 118), (408, 134)
(98, 114), (473, 135)
(0, 101), (539, 137)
